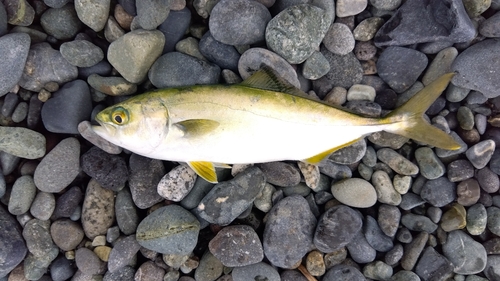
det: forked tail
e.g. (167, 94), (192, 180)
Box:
(382, 73), (462, 150)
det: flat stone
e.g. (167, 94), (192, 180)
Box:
(0, 33), (30, 97)
(420, 177), (456, 207)
(330, 138), (367, 164)
(74, 0), (110, 32)
(136, 205), (200, 255)
(442, 230), (487, 274)
(0, 126), (45, 159)
(331, 178), (377, 208)
(401, 213), (438, 233)
(81, 179), (115, 239)
(34, 137), (80, 193)
(258, 162), (301, 187)
(346, 230), (377, 264)
(415, 247), (454, 281)
(209, 225), (263, 267)
(377, 148), (419, 175)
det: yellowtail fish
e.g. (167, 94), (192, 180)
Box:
(93, 67), (461, 183)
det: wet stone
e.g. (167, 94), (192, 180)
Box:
(81, 179), (115, 240)
(209, 225), (263, 267)
(81, 146), (128, 191)
(128, 154), (165, 209)
(263, 195), (317, 268)
(448, 159), (475, 182)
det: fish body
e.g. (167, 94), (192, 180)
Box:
(93, 67), (461, 182)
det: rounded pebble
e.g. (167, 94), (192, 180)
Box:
(50, 219), (84, 251)
(331, 178), (377, 208)
(420, 177), (456, 207)
(442, 230), (487, 274)
(81, 146), (128, 191)
(60, 40), (104, 67)
(209, 225), (263, 267)
(29, 191), (55, 220)
(81, 179), (115, 239)
(232, 262), (280, 281)
(323, 23), (355, 55)
(8, 175), (36, 215)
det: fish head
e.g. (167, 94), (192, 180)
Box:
(92, 97), (170, 155)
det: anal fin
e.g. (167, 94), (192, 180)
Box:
(303, 138), (363, 164)
(188, 161), (218, 183)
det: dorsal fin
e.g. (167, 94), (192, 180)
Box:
(240, 66), (309, 98)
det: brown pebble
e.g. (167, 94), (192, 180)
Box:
(306, 250), (326, 276)
(50, 219), (85, 251)
(114, 4), (133, 30)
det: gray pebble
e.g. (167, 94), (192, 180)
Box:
(0, 205), (27, 277)
(399, 193), (426, 210)
(24, 251), (58, 280)
(319, 160), (352, 180)
(467, 203), (487, 236)
(378, 204), (400, 237)
(336, 0), (367, 17)
(108, 235), (141, 273)
(263, 195), (317, 268)
(330, 138), (367, 164)
(180, 170), (228, 210)
(254, 183), (275, 212)
(397, 227), (413, 244)
(11, 101), (28, 123)
(81, 146), (128, 191)
(194, 251), (223, 281)
(323, 264), (365, 281)
(103, 266), (135, 281)
(197, 166), (265, 225)
(390, 270), (420, 281)
(136, 205), (200, 255)
(210, 0), (271, 45)
(457, 106), (475, 130)
(479, 10), (500, 37)
(81, 179), (115, 240)
(158, 8), (192, 52)
(34, 137), (80, 193)
(475, 114), (487, 134)
(476, 167), (500, 193)
(29, 191), (55, 220)
(323, 23), (355, 55)
(0, 33), (30, 97)
(415, 147), (445, 179)
(74, 0), (110, 32)
(331, 178), (377, 208)
(377, 148), (419, 175)
(50, 219), (84, 251)
(50, 255), (76, 281)
(302, 51), (330, 80)
(232, 262), (280, 281)
(115, 188), (139, 235)
(135, 261), (165, 281)
(128, 154), (165, 209)
(442, 230), (487, 274)
(148, 51), (220, 88)
(346, 230), (377, 264)
(60, 40), (104, 67)
(353, 17), (385, 42)
(393, 174), (412, 194)
(363, 261), (393, 280)
(447, 159), (474, 182)
(484, 255), (500, 281)
(314, 205), (362, 253)
(266, 4), (329, 64)
(281, 270), (308, 281)
(364, 215), (393, 252)
(108, 29), (165, 83)
(385, 243), (403, 266)
(8, 175), (36, 215)
(75, 247), (104, 275)
(401, 213), (437, 233)
(53, 186), (83, 218)
(400, 232), (428, 270)
(157, 164), (197, 201)
(209, 225), (263, 267)
(258, 162), (300, 187)
(487, 206), (500, 236)
(23, 219), (58, 259)
(466, 140), (495, 169)
(372, 170), (401, 205)
(415, 247), (454, 281)
(354, 41), (377, 61)
(40, 4), (83, 40)
(368, 131), (408, 150)
(199, 31), (240, 72)
(420, 177), (456, 207)
(136, 0), (171, 30)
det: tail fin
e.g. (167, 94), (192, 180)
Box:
(382, 73), (462, 150)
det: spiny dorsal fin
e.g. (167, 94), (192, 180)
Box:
(240, 66), (308, 98)
(174, 119), (219, 138)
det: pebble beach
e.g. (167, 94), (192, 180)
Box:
(1, 0), (500, 280)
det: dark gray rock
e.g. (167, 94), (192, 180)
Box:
(399, 193), (426, 210)
(40, 4), (83, 40)
(19, 42), (78, 91)
(477, 167), (500, 193)
(448, 159), (475, 182)
(377, 46), (428, 93)
(484, 255), (500, 281)
(210, 0), (271, 45)
(199, 31), (240, 72)
(420, 177), (456, 207)
(323, 265), (365, 281)
(136, 0), (171, 30)
(232, 262), (280, 281)
(0, 204), (27, 278)
(0, 2), (7, 36)
(378, 204), (401, 237)
(452, 39), (500, 98)
(44, 0), (72, 8)
(442, 230), (487, 274)
(148, 52), (221, 88)
(194, 251), (224, 281)
(103, 266), (135, 281)
(209, 225), (263, 267)
(78, 60), (112, 80)
(197, 167), (266, 225)
(50, 255), (76, 281)
(374, 0), (475, 46)
(364, 215), (394, 252)
(136, 205), (200, 255)
(108, 235), (141, 273)
(258, 162), (301, 187)
(330, 138), (367, 164)
(314, 205), (362, 253)
(263, 195), (317, 268)
(41, 80), (92, 134)
(281, 270), (308, 281)
(81, 146), (128, 191)
(401, 214), (438, 233)
(346, 230), (377, 263)
(479, 11), (500, 37)
(115, 188), (139, 235)
(54, 186), (83, 218)
(415, 247), (454, 281)
(158, 7), (192, 52)
(60, 40), (104, 67)
(0, 33), (30, 97)
(128, 154), (165, 209)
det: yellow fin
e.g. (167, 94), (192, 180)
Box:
(175, 119), (219, 138)
(304, 138), (363, 164)
(383, 73), (462, 150)
(188, 161), (218, 183)
(240, 65), (308, 98)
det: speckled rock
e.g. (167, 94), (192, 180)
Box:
(323, 23), (355, 55)
(8, 175), (37, 215)
(371, 170), (401, 205)
(467, 203), (488, 235)
(377, 148), (419, 175)
(115, 188), (139, 235)
(258, 162), (300, 187)
(157, 165), (197, 201)
(108, 235), (142, 273)
(81, 179), (115, 240)
(336, 0), (367, 17)
(415, 147), (445, 180)
(0, 127), (45, 160)
(136, 205), (200, 255)
(30, 191), (55, 220)
(81, 146), (128, 191)
(34, 137), (80, 193)
(194, 251), (224, 281)
(128, 154), (165, 209)
(209, 225), (263, 267)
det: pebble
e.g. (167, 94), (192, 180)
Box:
(1, 128), (43, 162)
(336, 0), (367, 17)
(50, 255), (76, 281)
(422, 47), (459, 85)
(415, 147), (445, 179)
(258, 162), (300, 187)
(0, 204), (27, 277)
(401, 214), (438, 233)
(306, 250), (325, 276)
(231, 262), (280, 281)
(353, 17), (385, 42)
(368, 131), (408, 150)
(0, 2), (5, 35)
(331, 178), (377, 208)
(297, 161), (321, 191)
(372, 170), (401, 205)
(157, 165), (197, 201)
(457, 106), (475, 130)
(158, 8), (192, 52)
(479, 11), (500, 37)
(487, 206), (500, 236)
(5, 0), (35, 26)
(323, 264), (365, 281)
(128, 154), (165, 209)
(440, 203), (467, 232)
(135, 0), (171, 30)
(302, 51), (330, 80)
(378, 204), (401, 237)
(0, 33), (30, 97)
(50, 219), (84, 251)
(23, 218), (58, 259)
(420, 177), (456, 207)
(81, 179), (115, 240)
(399, 193), (426, 210)
(377, 148), (419, 175)
(107, 235), (141, 273)
(456, 178), (480, 206)
(323, 23), (355, 55)
(363, 261), (393, 280)
(53, 186), (83, 218)
(476, 167), (500, 193)
(385, 243), (403, 266)
(41, 80), (92, 134)
(347, 230), (377, 263)
(314, 205), (362, 253)
(452, 39), (500, 98)
(463, 0), (490, 17)
(194, 251), (223, 281)
(148, 51), (220, 88)
(415, 247), (454, 281)
(390, 270), (420, 281)
(254, 183), (275, 212)
(448, 159), (475, 182)
(74, 0), (110, 32)
(87, 74), (137, 96)
(400, 232), (428, 270)
(60, 40), (104, 68)
(484, 238), (500, 254)
(209, 225), (263, 267)
(364, 215), (394, 253)
(266, 4), (330, 64)
(103, 266), (135, 281)
(377, 46), (428, 93)
(485, 255), (500, 281)
(107, 29), (165, 83)
(136, 205), (200, 255)
(209, 0), (271, 45)
(19, 42), (78, 91)
(393, 174), (412, 194)
(115, 188), (139, 235)
(442, 230), (487, 274)
(75, 247), (105, 275)
(263, 195), (317, 268)
(197, 167), (265, 225)
(29, 191), (55, 220)
(81, 146), (128, 191)
(34, 137), (80, 193)
(374, 0), (475, 47)
(347, 84), (376, 102)
(467, 203), (488, 235)
(466, 140), (495, 169)
(199, 31), (240, 72)
(40, 4), (83, 40)
(135, 261), (165, 281)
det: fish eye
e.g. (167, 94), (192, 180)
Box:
(110, 107), (129, 125)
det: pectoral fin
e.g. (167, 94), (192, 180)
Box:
(303, 138), (363, 164)
(175, 119), (219, 138)
(188, 161), (218, 183)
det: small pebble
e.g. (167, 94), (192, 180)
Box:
(456, 178), (480, 206)
(29, 191), (55, 220)
(353, 17), (385, 41)
(81, 179), (115, 240)
(363, 261), (393, 280)
(377, 148), (419, 175)
(50, 219), (84, 251)
(440, 203), (467, 232)
(447, 159), (475, 182)
(415, 147), (445, 180)
(323, 23), (355, 55)
(331, 178), (377, 208)
(209, 225), (263, 267)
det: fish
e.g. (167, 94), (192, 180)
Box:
(92, 67), (461, 183)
